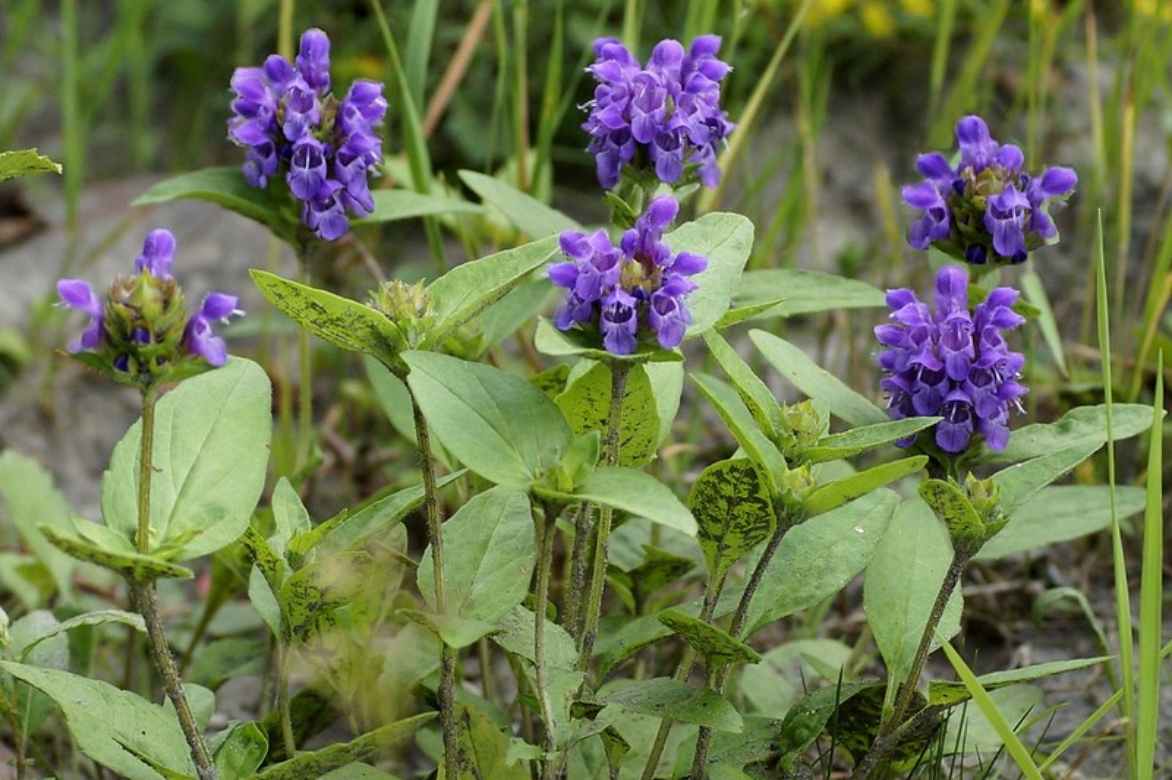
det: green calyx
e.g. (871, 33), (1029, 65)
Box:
(99, 272), (198, 387)
(370, 280), (436, 351)
(918, 474), (1008, 554)
(777, 400), (827, 463)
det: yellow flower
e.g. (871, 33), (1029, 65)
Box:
(860, 0), (896, 37)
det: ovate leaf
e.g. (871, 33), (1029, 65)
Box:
(690, 458), (776, 578)
(354, 189), (481, 226)
(417, 486), (536, 623)
(402, 351), (571, 488)
(134, 167), (294, 241)
(556, 363), (660, 467)
(657, 608), (761, 668)
(251, 270), (402, 366)
(664, 212), (755, 337)
(557, 467), (696, 536)
(102, 358), (271, 560)
(977, 403), (1156, 465)
(459, 169), (580, 238)
(0, 148), (62, 181)
(732, 268), (886, 320)
(601, 678), (744, 732)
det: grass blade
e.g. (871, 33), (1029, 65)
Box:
(1135, 350), (1164, 776)
(406, 0), (439, 110)
(939, 640), (1043, 780)
(1097, 209), (1137, 768)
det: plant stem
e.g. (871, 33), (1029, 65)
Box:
(577, 362), (630, 674)
(639, 572), (725, 780)
(854, 550), (969, 778)
(564, 503), (592, 640)
(410, 393), (462, 775)
(132, 386), (216, 779)
(532, 499), (558, 780)
(690, 520), (792, 778)
(276, 642), (296, 758)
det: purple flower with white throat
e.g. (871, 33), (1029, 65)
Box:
(902, 114), (1077, 265)
(876, 265), (1026, 454)
(549, 196), (706, 355)
(227, 28), (386, 240)
(56, 228), (244, 382)
(581, 35), (733, 189)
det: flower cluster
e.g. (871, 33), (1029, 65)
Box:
(57, 229), (243, 378)
(876, 266), (1027, 454)
(228, 28), (387, 241)
(903, 115), (1077, 265)
(549, 196), (706, 355)
(582, 35), (734, 190)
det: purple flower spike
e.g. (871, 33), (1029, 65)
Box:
(227, 27), (385, 240)
(184, 292), (244, 367)
(875, 265), (1027, 454)
(581, 34), (733, 189)
(902, 114), (1077, 265)
(549, 196), (704, 356)
(134, 228), (177, 278)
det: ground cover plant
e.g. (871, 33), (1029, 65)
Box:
(0, 1), (1170, 778)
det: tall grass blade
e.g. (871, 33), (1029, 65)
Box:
(698, 0), (811, 213)
(928, 0), (957, 116)
(1113, 97), (1135, 329)
(406, 0), (439, 110)
(622, 0), (640, 51)
(1129, 208), (1172, 400)
(939, 640), (1043, 780)
(512, 0), (530, 192)
(1135, 350), (1164, 777)
(929, 0), (1010, 147)
(1096, 209), (1137, 769)
(61, 0), (83, 260)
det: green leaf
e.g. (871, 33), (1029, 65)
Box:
(1136, 356), (1163, 775)
(16, 609), (144, 662)
(689, 373), (787, 487)
(977, 403), (1156, 465)
(864, 498), (962, 698)
(918, 478), (983, 544)
(533, 318), (683, 363)
(492, 605), (578, 670)
(441, 703), (529, 780)
(746, 489), (897, 634)
(976, 485), (1145, 560)
(929, 656), (1111, 707)
(473, 279), (559, 356)
(732, 268), (886, 319)
(0, 451), (76, 598)
(189, 638), (267, 690)
(991, 443), (1099, 513)
(750, 330), (888, 427)
(255, 713), (437, 779)
(740, 640), (853, 718)
(802, 456), (927, 517)
(102, 358), (271, 560)
(354, 189), (481, 226)
(657, 608), (761, 668)
(805, 417), (941, 463)
(211, 721), (269, 779)
(397, 608), (496, 649)
(0, 661), (197, 779)
(402, 351), (570, 487)
(417, 486), (536, 623)
(556, 363), (659, 467)
(1020, 268), (1068, 377)
(563, 466), (696, 536)
(776, 682), (877, 758)
(458, 170), (580, 238)
(251, 270), (402, 366)
(270, 477), (311, 559)
(320, 764), (400, 780)
(646, 361), (686, 446)
(600, 678), (744, 732)
(938, 644), (1044, 777)
(40, 525), (193, 581)
(424, 236), (559, 346)
(133, 167), (293, 241)
(690, 458), (776, 578)
(664, 212), (755, 337)
(702, 331), (781, 438)
(0, 148), (62, 181)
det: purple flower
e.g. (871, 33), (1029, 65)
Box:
(227, 28), (386, 241)
(876, 265), (1026, 454)
(57, 228), (244, 375)
(581, 35), (733, 189)
(902, 114), (1077, 265)
(184, 293), (244, 368)
(549, 196), (706, 355)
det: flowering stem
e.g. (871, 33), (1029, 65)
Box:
(276, 642), (296, 758)
(576, 361), (630, 675)
(131, 386), (217, 779)
(563, 502), (592, 640)
(410, 392), (462, 776)
(532, 499), (558, 779)
(639, 571), (725, 780)
(689, 519), (792, 778)
(871, 545), (970, 758)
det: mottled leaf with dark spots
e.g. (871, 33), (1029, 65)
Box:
(556, 363), (659, 466)
(657, 608), (761, 668)
(689, 458), (776, 578)
(600, 677), (744, 732)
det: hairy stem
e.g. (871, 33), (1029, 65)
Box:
(577, 362), (630, 674)
(276, 643), (296, 758)
(563, 503), (592, 640)
(639, 573), (725, 780)
(411, 394), (462, 775)
(133, 387), (216, 778)
(690, 521), (792, 778)
(532, 500), (558, 780)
